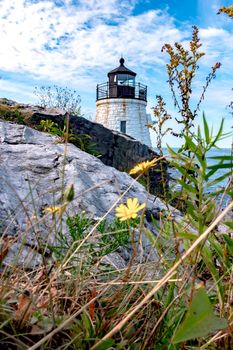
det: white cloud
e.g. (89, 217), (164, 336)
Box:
(1, 1), (232, 90)
(0, 0), (184, 86)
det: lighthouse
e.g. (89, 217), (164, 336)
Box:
(95, 58), (152, 147)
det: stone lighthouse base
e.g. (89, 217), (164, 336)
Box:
(95, 98), (151, 147)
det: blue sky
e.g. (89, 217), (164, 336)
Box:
(0, 0), (232, 147)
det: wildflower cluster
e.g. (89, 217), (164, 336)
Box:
(149, 95), (173, 155)
(162, 26), (221, 136)
(218, 5), (233, 18)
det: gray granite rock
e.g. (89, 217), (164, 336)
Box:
(0, 121), (177, 269)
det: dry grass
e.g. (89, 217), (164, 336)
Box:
(0, 181), (232, 349)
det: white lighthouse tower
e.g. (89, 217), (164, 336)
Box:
(95, 58), (151, 147)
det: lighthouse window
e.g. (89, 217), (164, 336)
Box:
(120, 121), (126, 133)
(117, 74), (135, 86)
(118, 74), (126, 85)
(127, 76), (135, 86)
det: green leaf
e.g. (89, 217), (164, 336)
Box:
(209, 155), (233, 161)
(203, 113), (210, 144)
(224, 221), (233, 230)
(94, 339), (115, 350)
(206, 170), (232, 188)
(170, 163), (197, 185)
(208, 163), (233, 170)
(222, 234), (233, 256)
(176, 231), (197, 240)
(210, 187), (233, 197)
(81, 312), (93, 337)
(166, 144), (190, 163)
(197, 125), (202, 141)
(177, 179), (198, 194)
(164, 282), (176, 309)
(172, 287), (227, 344)
(210, 118), (224, 147)
(186, 201), (199, 221)
(205, 164), (222, 179)
(166, 144), (178, 157)
(143, 228), (158, 248)
(184, 136), (199, 154)
(202, 246), (224, 305)
(184, 136), (205, 166)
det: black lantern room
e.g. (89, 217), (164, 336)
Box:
(96, 58), (147, 101)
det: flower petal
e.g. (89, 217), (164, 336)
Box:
(135, 203), (146, 212)
(126, 198), (133, 208)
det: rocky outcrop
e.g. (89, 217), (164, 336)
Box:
(0, 121), (177, 269)
(0, 99), (167, 195)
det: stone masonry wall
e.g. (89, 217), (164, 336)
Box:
(96, 98), (152, 147)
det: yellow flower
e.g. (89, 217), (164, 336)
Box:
(129, 158), (158, 175)
(115, 198), (146, 221)
(43, 205), (65, 215)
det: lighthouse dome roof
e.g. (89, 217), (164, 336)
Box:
(107, 58), (136, 77)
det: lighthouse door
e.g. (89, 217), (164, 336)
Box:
(120, 121), (126, 133)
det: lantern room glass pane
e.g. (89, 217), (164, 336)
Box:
(117, 74), (135, 86)
(127, 76), (135, 86)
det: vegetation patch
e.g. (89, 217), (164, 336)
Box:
(0, 104), (26, 125)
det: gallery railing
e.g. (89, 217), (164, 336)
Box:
(96, 82), (147, 102)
